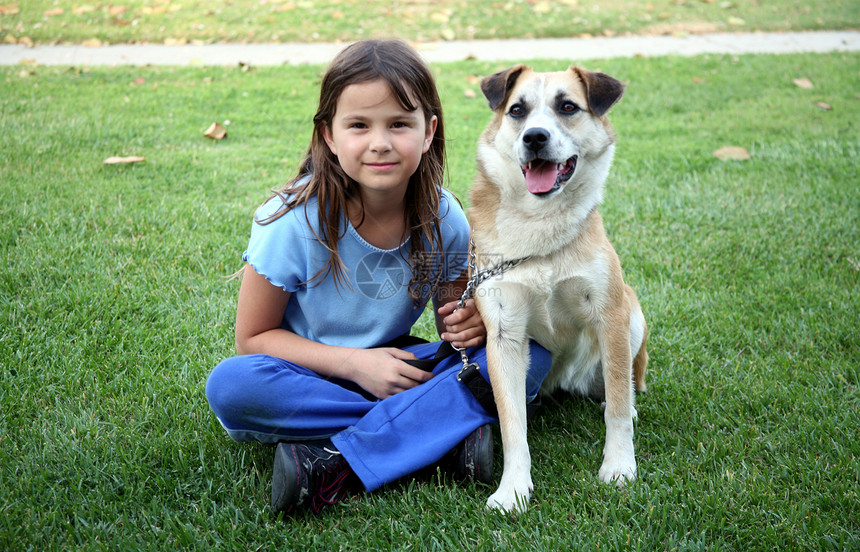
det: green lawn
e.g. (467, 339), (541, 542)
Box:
(2, 0), (859, 45)
(2, 49), (858, 550)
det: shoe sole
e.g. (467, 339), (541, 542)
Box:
(461, 424), (494, 484)
(271, 442), (300, 513)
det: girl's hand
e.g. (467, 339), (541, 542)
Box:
(437, 298), (486, 348)
(347, 348), (434, 400)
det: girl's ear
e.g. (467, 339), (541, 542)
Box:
(422, 115), (438, 153)
(322, 123), (337, 155)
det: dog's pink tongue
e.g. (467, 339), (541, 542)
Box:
(524, 163), (558, 194)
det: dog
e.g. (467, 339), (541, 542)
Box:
(468, 64), (648, 512)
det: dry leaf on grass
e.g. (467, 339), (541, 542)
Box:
(0, 4), (20, 15)
(204, 122), (227, 140)
(793, 77), (814, 90)
(816, 102), (832, 111)
(713, 146), (750, 161)
(72, 4), (98, 15)
(104, 156), (146, 164)
(44, 8), (63, 16)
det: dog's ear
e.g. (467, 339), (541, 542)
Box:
(481, 65), (528, 111)
(571, 66), (625, 117)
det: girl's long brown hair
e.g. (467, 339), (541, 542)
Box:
(258, 39), (447, 307)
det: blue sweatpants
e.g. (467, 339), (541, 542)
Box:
(205, 341), (551, 492)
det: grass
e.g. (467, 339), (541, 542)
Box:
(2, 49), (858, 550)
(1, 0), (859, 45)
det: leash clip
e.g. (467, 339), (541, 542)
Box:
(456, 362), (481, 382)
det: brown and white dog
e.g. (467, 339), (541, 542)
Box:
(468, 65), (648, 512)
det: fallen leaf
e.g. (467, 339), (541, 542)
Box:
(792, 77), (813, 89)
(44, 8), (64, 16)
(204, 122), (227, 140)
(72, 5), (98, 15)
(109, 6), (127, 15)
(130, 77), (145, 85)
(18, 36), (34, 48)
(466, 74), (481, 85)
(816, 102), (832, 111)
(2, 34), (16, 44)
(533, 2), (551, 14)
(0, 4), (20, 15)
(727, 16), (744, 26)
(17, 58), (36, 66)
(713, 146), (750, 161)
(464, 89), (477, 98)
(440, 28), (456, 41)
(164, 37), (188, 46)
(104, 156), (146, 164)
(82, 38), (103, 48)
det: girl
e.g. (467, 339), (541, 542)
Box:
(206, 39), (551, 515)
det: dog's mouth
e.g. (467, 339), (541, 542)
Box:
(521, 156), (577, 196)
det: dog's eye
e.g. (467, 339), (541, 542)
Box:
(508, 104), (525, 118)
(560, 102), (581, 114)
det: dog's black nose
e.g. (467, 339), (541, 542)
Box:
(522, 128), (550, 153)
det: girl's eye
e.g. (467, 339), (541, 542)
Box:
(560, 102), (580, 114)
(350, 122), (367, 129)
(509, 104), (525, 118)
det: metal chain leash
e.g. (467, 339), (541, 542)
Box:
(453, 239), (531, 380)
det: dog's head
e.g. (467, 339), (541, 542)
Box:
(479, 65), (624, 198)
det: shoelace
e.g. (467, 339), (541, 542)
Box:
(306, 448), (353, 514)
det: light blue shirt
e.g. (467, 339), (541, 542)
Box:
(243, 186), (470, 348)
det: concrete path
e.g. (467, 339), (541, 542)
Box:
(1, 31), (857, 66)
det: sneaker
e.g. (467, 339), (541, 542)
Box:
(271, 441), (355, 515)
(451, 423), (494, 484)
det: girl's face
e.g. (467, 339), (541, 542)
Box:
(323, 79), (437, 201)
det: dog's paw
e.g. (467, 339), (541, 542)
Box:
(598, 457), (637, 487)
(486, 480), (533, 513)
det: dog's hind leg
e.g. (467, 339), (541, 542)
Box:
(477, 284), (534, 512)
(628, 294), (648, 393)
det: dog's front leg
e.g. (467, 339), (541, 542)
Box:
(597, 304), (637, 486)
(478, 284), (533, 512)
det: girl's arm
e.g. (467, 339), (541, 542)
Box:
(434, 270), (487, 349)
(235, 265), (434, 399)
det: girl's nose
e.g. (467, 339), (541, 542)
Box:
(369, 129), (392, 153)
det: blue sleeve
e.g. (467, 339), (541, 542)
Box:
(242, 196), (315, 292)
(439, 188), (471, 282)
